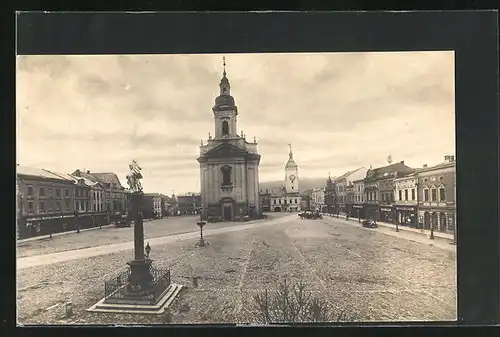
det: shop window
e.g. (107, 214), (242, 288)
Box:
(439, 187), (446, 202)
(222, 121), (229, 136)
(27, 186), (33, 196)
(431, 188), (437, 202)
(404, 189), (408, 201)
(423, 188), (429, 202)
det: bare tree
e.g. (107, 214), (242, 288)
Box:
(252, 278), (358, 324)
(387, 154), (393, 164)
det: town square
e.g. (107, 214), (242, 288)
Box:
(16, 52), (456, 324)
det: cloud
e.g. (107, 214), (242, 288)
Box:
(17, 52), (455, 194)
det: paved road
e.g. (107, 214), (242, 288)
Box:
(17, 213), (456, 324)
(17, 213), (291, 259)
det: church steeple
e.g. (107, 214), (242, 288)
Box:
(288, 142), (294, 160)
(219, 56), (230, 96)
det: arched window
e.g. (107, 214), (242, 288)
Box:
(423, 188), (429, 202)
(439, 185), (446, 202)
(221, 165), (232, 186)
(222, 121), (229, 136)
(431, 186), (437, 202)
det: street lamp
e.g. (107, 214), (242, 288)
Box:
(195, 220), (208, 247)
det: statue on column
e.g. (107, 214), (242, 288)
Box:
(126, 159), (143, 193)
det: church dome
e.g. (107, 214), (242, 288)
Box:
(214, 94), (235, 108)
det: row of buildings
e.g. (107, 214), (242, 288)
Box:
(303, 155), (456, 233)
(16, 165), (191, 239)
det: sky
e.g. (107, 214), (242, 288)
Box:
(16, 52), (455, 195)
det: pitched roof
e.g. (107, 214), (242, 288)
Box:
(17, 166), (73, 181)
(366, 162), (414, 180)
(88, 172), (123, 187)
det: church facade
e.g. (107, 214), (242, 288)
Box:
(270, 145), (302, 212)
(197, 59), (261, 221)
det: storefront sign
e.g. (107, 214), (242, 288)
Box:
(396, 207), (416, 211)
(353, 205), (363, 209)
(380, 207), (392, 212)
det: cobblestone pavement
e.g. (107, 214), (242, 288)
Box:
(16, 214), (456, 325)
(17, 213), (288, 258)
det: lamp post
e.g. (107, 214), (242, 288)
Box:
(195, 220), (208, 247)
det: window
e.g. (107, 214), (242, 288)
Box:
(424, 189), (429, 202)
(411, 188), (415, 200)
(65, 189), (69, 198)
(222, 87), (227, 93)
(56, 202), (61, 211)
(56, 189), (61, 197)
(27, 186), (33, 196)
(404, 189), (408, 201)
(398, 190), (402, 201)
(292, 186), (294, 190)
(279, 199), (282, 204)
(431, 188), (437, 202)
(39, 201), (45, 212)
(39, 187), (45, 196)
(439, 176), (444, 182)
(221, 165), (232, 185)
(65, 200), (70, 210)
(222, 121), (229, 136)
(295, 199), (298, 204)
(28, 201), (34, 213)
(439, 187), (446, 202)
(273, 200), (276, 205)
(48, 188), (52, 195)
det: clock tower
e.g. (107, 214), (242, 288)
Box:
(285, 143), (299, 194)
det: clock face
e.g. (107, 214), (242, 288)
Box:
(289, 174), (296, 183)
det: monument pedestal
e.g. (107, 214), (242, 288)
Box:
(126, 258), (153, 293)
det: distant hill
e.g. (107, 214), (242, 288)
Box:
(259, 177), (333, 194)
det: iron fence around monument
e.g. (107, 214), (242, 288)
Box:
(104, 266), (171, 304)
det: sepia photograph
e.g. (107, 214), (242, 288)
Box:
(16, 51), (457, 325)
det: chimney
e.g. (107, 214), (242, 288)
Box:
(86, 170), (90, 174)
(423, 164), (428, 168)
(450, 155), (455, 162)
(75, 169), (81, 177)
(400, 161), (404, 164)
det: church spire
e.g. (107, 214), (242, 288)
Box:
(288, 142), (293, 159)
(219, 56), (230, 96)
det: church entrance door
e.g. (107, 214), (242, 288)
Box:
(223, 205), (232, 221)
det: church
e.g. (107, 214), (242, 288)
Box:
(197, 58), (261, 221)
(269, 144), (302, 212)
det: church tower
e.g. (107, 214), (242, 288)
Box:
(212, 57), (238, 139)
(198, 57), (261, 221)
(285, 143), (299, 193)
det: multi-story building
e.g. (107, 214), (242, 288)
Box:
(259, 189), (271, 212)
(17, 166), (76, 238)
(177, 193), (202, 215)
(417, 155), (456, 233)
(393, 171), (420, 228)
(334, 167), (368, 215)
(144, 193), (164, 218)
(324, 175), (337, 214)
(363, 161), (414, 222)
(72, 170), (127, 220)
(345, 183), (355, 217)
(311, 187), (325, 211)
(352, 179), (365, 219)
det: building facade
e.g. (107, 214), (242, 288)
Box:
(198, 60), (261, 221)
(335, 167), (368, 215)
(363, 161), (414, 222)
(311, 187), (325, 211)
(417, 155), (456, 233)
(352, 179), (365, 219)
(393, 172), (419, 227)
(259, 189), (271, 212)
